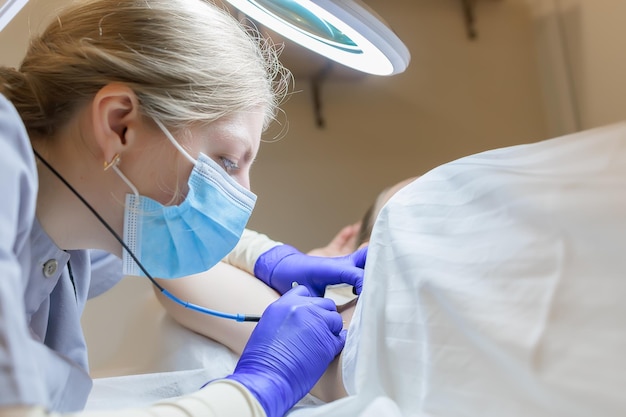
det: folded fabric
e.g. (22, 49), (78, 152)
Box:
(295, 121), (626, 417)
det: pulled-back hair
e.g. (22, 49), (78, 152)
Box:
(0, 0), (290, 137)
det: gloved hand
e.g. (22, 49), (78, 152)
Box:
(226, 285), (345, 417)
(254, 244), (368, 297)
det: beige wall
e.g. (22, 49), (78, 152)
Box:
(529, 0), (626, 134)
(0, 0), (65, 66)
(248, 0), (550, 251)
(250, 0), (626, 251)
(1, 0), (559, 252)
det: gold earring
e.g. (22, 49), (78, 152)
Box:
(103, 154), (120, 171)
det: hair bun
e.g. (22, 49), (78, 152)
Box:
(0, 67), (28, 93)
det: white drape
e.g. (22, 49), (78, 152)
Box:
(294, 121), (626, 417)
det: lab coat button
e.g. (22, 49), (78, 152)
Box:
(43, 259), (58, 278)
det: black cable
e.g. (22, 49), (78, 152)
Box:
(67, 258), (77, 300)
(33, 149), (261, 322)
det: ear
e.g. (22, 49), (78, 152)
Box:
(91, 83), (141, 165)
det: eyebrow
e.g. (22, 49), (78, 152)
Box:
(214, 129), (257, 165)
(230, 134), (255, 164)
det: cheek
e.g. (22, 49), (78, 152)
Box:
(151, 155), (193, 205)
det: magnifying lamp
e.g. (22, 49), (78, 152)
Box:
(0, 0), (28, 32)
(223, 0), (410, 76)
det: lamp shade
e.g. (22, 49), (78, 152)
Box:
(223, 0), (410, 76)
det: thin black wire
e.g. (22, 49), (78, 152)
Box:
(67, 258), (77, 300)
(33, 149), (261, 322)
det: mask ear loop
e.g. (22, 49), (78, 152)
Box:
(153, 119), (197, 165)
(107, 158), (140, 200)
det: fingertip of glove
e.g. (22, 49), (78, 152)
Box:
(287, 284), (311, 297)
(353, 246), (368, 267)
(338, 329), (348, 347)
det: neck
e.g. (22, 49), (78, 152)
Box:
(32, 133), (126, 257)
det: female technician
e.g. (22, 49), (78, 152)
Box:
(0, 1), (367, 416)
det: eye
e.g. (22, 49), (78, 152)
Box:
(219, 157), (240, 174)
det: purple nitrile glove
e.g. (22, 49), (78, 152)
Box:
(226, 285), (345, 417)
(254, 244), (368, 297)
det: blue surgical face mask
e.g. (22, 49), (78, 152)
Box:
(114, 120), (257, 279)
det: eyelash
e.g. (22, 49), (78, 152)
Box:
(220, 157), (240, 173)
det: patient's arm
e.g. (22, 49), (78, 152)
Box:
(307, 222), (360, 257)
(154, 262), (277, 355)
(154, 262), (354, 403)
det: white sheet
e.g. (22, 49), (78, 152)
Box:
(293, 121), (626, 417)
(87, 121), (626, 416)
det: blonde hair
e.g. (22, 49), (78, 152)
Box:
(0, 0), (290, 137)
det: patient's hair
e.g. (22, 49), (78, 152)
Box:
(356, 176), (419, 248)
(356, 187), (392, 248)
(0, 0), (291, 137)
